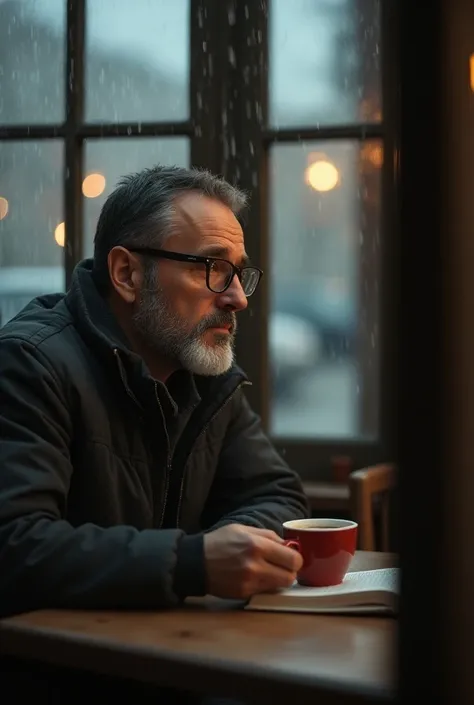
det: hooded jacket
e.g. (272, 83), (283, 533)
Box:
(0, 259), (309, 616)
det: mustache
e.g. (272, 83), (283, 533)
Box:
(197, 311), (237, 334)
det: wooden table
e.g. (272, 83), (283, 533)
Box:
(0, 551), (397, 705)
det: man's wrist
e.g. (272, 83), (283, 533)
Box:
(173, 533), (207, 599)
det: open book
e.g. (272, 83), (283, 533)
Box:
(245, 568), (399, 616)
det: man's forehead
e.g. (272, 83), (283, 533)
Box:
(173, 191), (240, 227)
(171, 192), (245, 252)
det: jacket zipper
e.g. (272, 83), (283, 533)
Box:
(115, 349), (171, 526)
(175, 379), (252, 527)
(155, 381), (172, 528)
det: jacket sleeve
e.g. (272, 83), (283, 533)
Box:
(201, 388), (310, 533)
(0, 338), (203, 617)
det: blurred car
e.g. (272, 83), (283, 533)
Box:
(0, 266), (64, 327)
(269, 311), (322, 399)
(273, 277), (357, 359)
(269, 277), (357, 400)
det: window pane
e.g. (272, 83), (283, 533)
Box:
(85, 0), (190, 123)
(269, 140), (382, 439)
(0, 141), (65, 327)
(83, 137), (189, 257)
(269, 0), (381, 127)
(0, 0), (66, 125)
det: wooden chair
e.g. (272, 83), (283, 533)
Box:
(349, 463), (397, 551)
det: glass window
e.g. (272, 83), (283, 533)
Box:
(83, 137), (190, 257)
(0, 0), (66, 125)
(268, 139), (382, 439)
(0, 141), (65, 327)
(269, 0), (381, 127)
(85, 0), (190, 123)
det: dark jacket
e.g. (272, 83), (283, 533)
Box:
(0, 259), (309, 616)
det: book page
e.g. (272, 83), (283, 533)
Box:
(247, 603), (392, 615)
(270, 568), (399, 599)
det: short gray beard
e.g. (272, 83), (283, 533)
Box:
(131, 266), (237, 376)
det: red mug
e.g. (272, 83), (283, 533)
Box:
(283, 518), (358, 587)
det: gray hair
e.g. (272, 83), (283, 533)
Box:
(92, 164), (248, 288)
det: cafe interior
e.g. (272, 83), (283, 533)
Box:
(0, 0), (472, 703)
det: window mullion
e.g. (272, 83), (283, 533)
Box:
(65, 0), (85, 286)
(222, 0), (270, 427)
(190, 0), (221, 173)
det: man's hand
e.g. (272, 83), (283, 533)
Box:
(203, 523), (303, 599)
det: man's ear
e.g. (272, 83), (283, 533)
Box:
(107, 246), (142, 303)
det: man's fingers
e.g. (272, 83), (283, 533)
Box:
(236, 525), (302, 571)
(261, 539), (304, 572)
(256, 564), (297, 593)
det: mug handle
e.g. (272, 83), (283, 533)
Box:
(283, 539), (300, 552)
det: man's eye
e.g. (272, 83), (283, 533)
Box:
(190, 263), (206, 275)
(210, 261), (226, 272)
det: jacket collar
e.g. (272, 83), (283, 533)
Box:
(65, 259), (133, 357)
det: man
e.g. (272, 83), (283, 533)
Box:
(0, 165), (309, 619)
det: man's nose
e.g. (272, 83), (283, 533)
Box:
(216, 276), (248, 312)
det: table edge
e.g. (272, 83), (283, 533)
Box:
(0, 620), (395, 704)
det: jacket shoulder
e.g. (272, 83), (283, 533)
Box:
(0, 295), (73, 352)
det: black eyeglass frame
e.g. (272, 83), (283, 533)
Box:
(126, 246), (264, 296)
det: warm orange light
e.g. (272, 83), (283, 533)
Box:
(0, 196), (9, 220)
(305, 159), (339, 192)
(82, 172), (106, 198)
(470, 53), (474, 91)
(368, 145), (383, 168)
(54, 222), (65, 247)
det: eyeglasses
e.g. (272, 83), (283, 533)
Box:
(127, 247), (263, 297)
